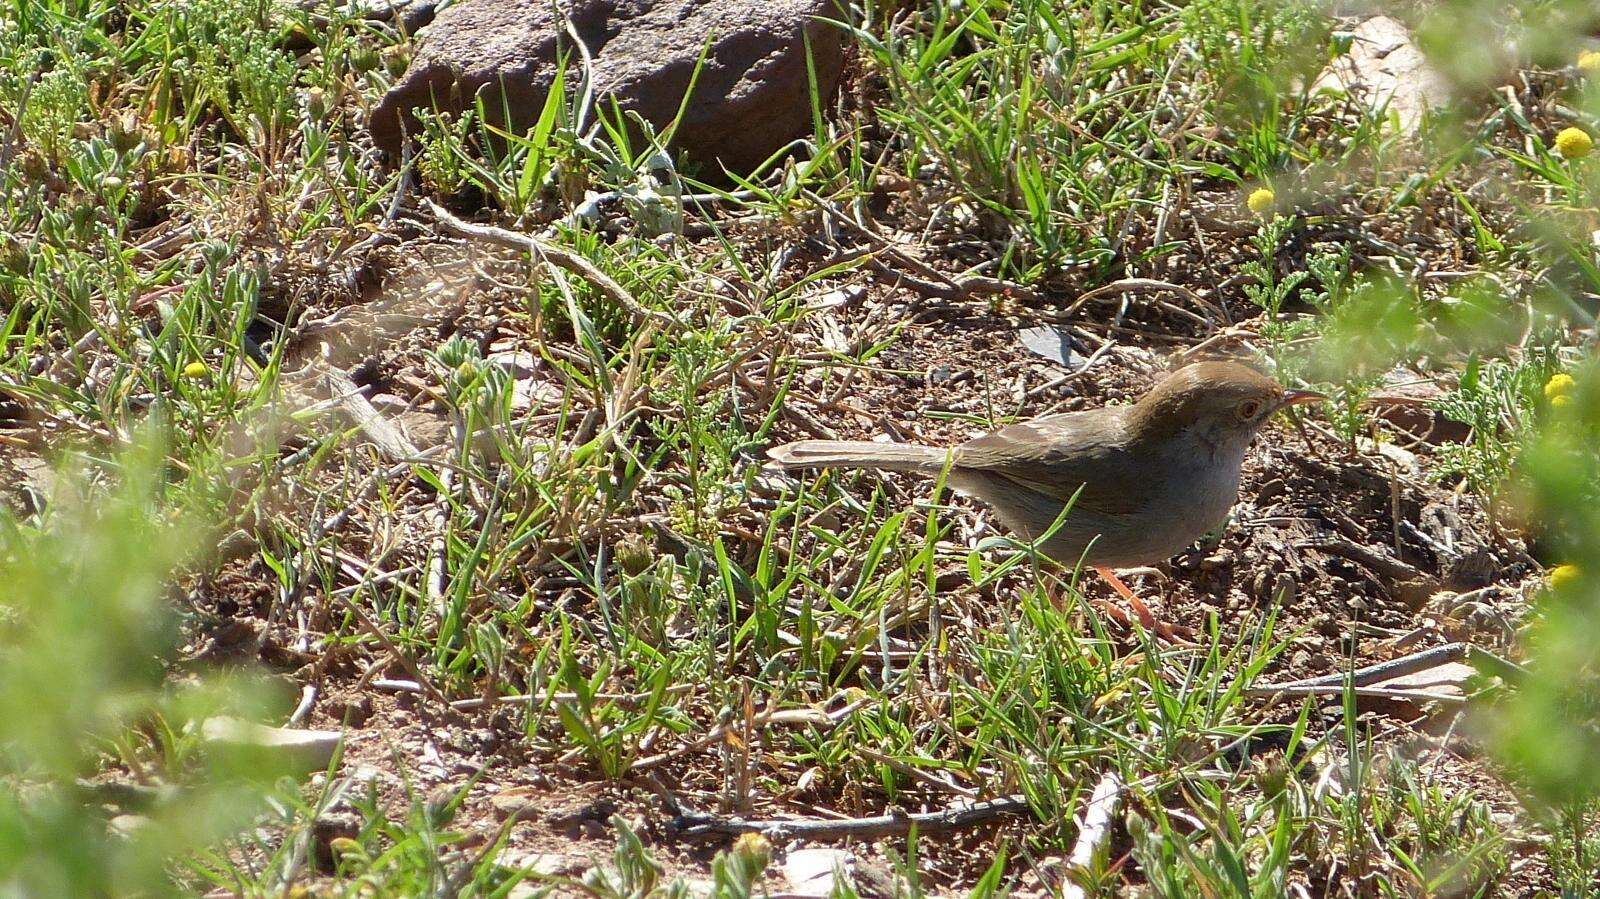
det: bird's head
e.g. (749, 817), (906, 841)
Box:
(1129, 361), (1323, 456)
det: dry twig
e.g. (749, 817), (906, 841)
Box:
(672, 794), (1031, 840)
(1062, 772), (1126, 899)
(426, 200), (679, 330)
(1059, 278), (1230, 331)
(1247, 641), (1521, 698)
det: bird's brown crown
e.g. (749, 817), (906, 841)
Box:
(1126, 361), (1287, 440)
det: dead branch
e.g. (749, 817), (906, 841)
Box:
(323, 366), (421, 463)
(626, 701), (860, 772)
(1058, 278), (1230, 330)
(672, 794), (1031, 840)
(1062, 772), (1126, 899)
(1244, 684), (1467, 705)
(800, 187), (1040, 304)
(426, 199), (680, 330)
(1247, 641), (1522, 697)
(1299, 537), (1429, 585)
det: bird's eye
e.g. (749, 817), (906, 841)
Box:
(1236, 399), (1263, 420)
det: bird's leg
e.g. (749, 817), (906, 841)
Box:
(1092, 566), (1195, 644)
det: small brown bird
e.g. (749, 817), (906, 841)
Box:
(767, 361), (1322, 639)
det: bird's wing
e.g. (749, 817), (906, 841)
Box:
(953, 410), (1150, 518)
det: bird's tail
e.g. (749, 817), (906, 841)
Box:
(766, 440), (952, 473)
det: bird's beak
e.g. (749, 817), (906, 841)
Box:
(1278, 388), (1326, 409)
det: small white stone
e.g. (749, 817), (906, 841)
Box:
(201, 717), (342, 772)
(782, 847), (854, 896)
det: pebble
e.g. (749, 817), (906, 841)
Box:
(311, 811), (362, 871)
(1255, 478), (1289, 503)
(1272, 572), (1297, 604)
(108, 814), (150, 840)
(327, 695), (373, 728)
(489, 787), (543, 821)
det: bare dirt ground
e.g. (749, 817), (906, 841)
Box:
(149, 176), (1554, 893)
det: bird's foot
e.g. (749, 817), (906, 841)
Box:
(1092, 566), (1196, 645)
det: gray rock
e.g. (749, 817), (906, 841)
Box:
(1312, 16), (1450, 134)
(371, 0), (849, 175)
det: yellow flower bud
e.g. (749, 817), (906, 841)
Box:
(1580, 50), (1600, 76)
(1556, 127), (1593, 159)
(1246, 187), (1276, 216)
(182, 361), (209, 380)
(327, 836), (364, 858)
(615, 532), (654, 577)
(1550, 565), (1581, 590)
(731, 831), (772, 869)
(306, 87), (327, 119)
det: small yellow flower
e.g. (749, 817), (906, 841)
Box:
(1545, 372), (1576, 399)
(1557, 127), (1593, 159)
(1246, 187), (1276, 216)
(1580, 50), (1600, 76)
(1552, 394), (1573, 410)
(1550, 565), (1581, 590)
(182, 361), (209, 380)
